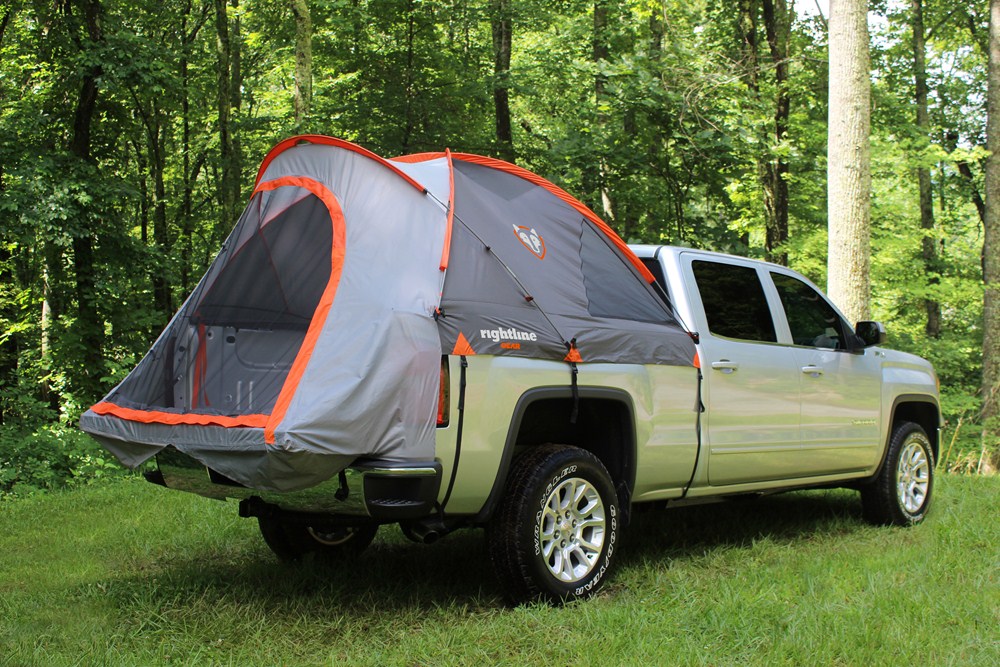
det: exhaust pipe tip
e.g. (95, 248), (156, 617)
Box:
(401, 521), (447, 544)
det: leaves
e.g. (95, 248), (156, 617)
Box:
(0, 0), (991, 468)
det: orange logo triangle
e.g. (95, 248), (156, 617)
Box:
(564, 347), (583, 363)
(452, 332), (476, 356)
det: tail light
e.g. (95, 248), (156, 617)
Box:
(437, 356), (450, 427)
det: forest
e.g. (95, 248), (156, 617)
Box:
(0, 0), (997, 494)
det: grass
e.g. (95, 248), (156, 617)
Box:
(0, 474), (997, 666)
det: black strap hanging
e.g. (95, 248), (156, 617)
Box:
(565, 338), (580, 424)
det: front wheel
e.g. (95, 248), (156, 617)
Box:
(257, 518), (378, 562)
(860, 421), (935, 526)
(488, 444), (620, 605)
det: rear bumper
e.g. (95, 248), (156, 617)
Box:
(148, 446), (441, 520)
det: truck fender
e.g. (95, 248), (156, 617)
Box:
(471, 386), (638, 525)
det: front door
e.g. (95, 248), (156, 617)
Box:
(769, 271), (882, 474)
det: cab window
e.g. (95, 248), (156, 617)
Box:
(771, 272), (851, 349)
(692, 260), (777, 343)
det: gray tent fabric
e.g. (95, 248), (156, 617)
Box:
(431, 158), (695, 364)
(80, 135), (696, 493)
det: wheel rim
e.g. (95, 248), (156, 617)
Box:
(538, 477), (606, 583)
(896, 439), (930, 515)
(307, 526), (358, 546)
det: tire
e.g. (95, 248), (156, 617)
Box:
(488, 444), (620, 605)
(860, 421), (935, 526)
(257, 518), (378, 562)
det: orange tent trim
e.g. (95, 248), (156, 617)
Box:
(90, 402), (269, 429)
(258, 176), (348, 445)
(255, 135), (427, 193)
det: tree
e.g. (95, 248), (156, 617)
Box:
(491, 0), (514, 162)
(983, 0), (1000, 471)
(827, 0), (872, 323)
(911, 0), (941, 338)
(290, 0), (313, 130)
(214, 0), (242, 233)
(737, 0), (792, 265)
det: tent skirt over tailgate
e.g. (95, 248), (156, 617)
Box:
(80, 135), (696, 493)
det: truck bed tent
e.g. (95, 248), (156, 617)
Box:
(81, 135), (696, 492)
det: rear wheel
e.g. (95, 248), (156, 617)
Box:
(861, 421), (934, 526)
(488, 444), (620, 605)
(258, 518), (378, 562)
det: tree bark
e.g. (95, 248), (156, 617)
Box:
(593, 0), (615, 222)
(0, 152), (11, 423)
(981, 0), (1000, 471)
(401, 0), (416, 152)
(69, 0), (105, 402)
(290, 0), (312, 130)
(214, 0), (240, 232)
(763, 0), (791, 266)
(230, 0), (242, 210)
(827, 0), (872, 323)
(912, 0), (941, 338)
(491, 0), (514, 162)
(0, 5), (13, 50)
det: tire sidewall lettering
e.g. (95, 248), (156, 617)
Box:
(574, 504), (617, 597)
(534, 464), (578, 556)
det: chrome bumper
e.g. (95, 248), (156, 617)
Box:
(150, 446), (441, 519)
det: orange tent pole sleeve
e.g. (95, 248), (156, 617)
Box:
(258, 176), (347, 445)
(439, 149), (455, 271)
(254, 135), (428, 194)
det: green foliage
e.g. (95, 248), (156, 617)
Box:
(0, 0), (994, 474)
(0, 425), (129, 499)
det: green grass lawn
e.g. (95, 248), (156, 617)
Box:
(1, 474), (997, 666)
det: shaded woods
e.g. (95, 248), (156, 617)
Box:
(0, 0), (996, 493)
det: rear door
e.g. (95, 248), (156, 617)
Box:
(681, 254), (805, 485)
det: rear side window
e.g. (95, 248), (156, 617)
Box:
(771, 272), (851, 349)
(692, 260), (776, 343)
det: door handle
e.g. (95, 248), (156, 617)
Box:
(801, 365), (824, 377)
(711, 360), (739, 374)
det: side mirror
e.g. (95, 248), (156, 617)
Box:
(855, 321), (886, 348)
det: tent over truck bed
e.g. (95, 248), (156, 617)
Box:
(81, 135), (696, 498)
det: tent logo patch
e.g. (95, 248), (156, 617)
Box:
(513, 225), (546, 259)
(481, 327), (538, 351)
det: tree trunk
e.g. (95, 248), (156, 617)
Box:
(0, 160), (12, 424)
(827, 0), (872, 323)
(214, 0), (238, 232)
(912, 0), (941, 338)
(69, 0), (105, 402)
(290, 0), (312, 131)
(491, 0), (514, 162)
(593, 0), (615, 222)
(763, 0), (790, 266)
(0, 6), (13, 49)
(981, 0), (1000, 472)
(230, 0), (242, 210)
(401, 0), (416, 152)
(150, 103), (173, 320)
(181, 4), (194, 293)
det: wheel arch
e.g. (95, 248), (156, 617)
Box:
(889, 394), (941, 463)
(473, 386), (637, 525)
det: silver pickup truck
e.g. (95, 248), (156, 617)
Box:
(146, 245), (940, 605)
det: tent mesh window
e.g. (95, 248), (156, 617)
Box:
(107, 186), (333, 417)
(579, 221), (674, 324)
